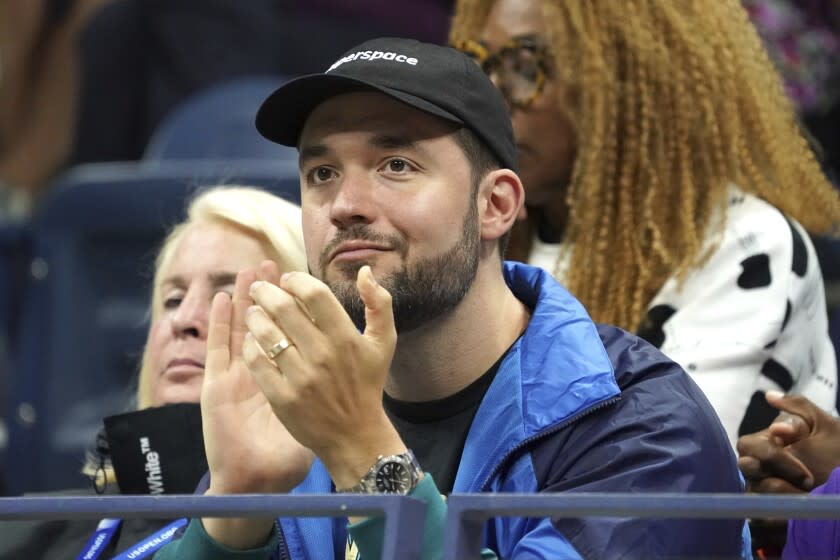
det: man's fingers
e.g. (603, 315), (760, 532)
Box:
(275, 271), (355, 337)
(230, 269), (258, 357)
(762, 450), (813, 490)
(242, 332), (290, 406)
(736, 430), (771, 459)
(738, 456), (762, 480)
(245, 305), (294, 361)
(249, 280), (322, 354)
(768, 414), (809, 446)
(357, 265), (396, 348)
(751, 476), (809, 495)
(205, 292), (232, 383)
(737, 430), (815, 490)
(765, 391), (818, 430)
(258, 260), (283, 285)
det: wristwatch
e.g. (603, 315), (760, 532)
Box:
(340, 450), (422, 495)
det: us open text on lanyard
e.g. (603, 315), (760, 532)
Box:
(76, 518), (187, 560)
(78, 518), (287, 559)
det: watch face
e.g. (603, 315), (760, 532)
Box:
(375, 460), (412, 494)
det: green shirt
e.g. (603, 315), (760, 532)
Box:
(154, 474), (496, 560)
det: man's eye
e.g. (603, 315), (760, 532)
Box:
(310, 166), (335, 183)
(163, 296), (182, 310)
(386, 159), (410, 173)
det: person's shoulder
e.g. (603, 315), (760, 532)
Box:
(530, 324), (739, 494)
(594, 322), (683, 383)
(592, 323), (731, 451)
(684, 190), (807, 294)
(718, 191), (818, 288)
(721, 191), (799, 246)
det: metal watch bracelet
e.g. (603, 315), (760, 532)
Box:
(337, 449), (422, 495)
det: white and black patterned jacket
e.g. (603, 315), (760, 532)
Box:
(529, 191), (838, 447)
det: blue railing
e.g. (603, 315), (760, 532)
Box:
(444, 493), (840, 560)
(0, 494), (426, 558)
(1, 493), (839, 559)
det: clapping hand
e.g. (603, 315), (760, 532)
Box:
(199, 266), (315, 548)
(243, 261), (407, 490)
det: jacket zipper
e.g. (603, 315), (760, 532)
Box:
(275, 519), (292, 560)
(480, 395), (621, 492)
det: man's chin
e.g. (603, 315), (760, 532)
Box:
(322, 264), (365, 289)
(329, 259), (396, 283)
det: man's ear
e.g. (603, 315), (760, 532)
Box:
(477, 169), (525, 243)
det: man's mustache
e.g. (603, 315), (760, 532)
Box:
(318, 225), (407, 271)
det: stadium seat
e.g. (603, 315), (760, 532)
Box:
(143, 76), (297, 162)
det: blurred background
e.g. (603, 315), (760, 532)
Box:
(0, 0), (837, 496)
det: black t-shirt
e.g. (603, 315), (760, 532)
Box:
(383, 346), (513, 494)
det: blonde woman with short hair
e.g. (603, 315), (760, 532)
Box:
(0, 185), (306, 559)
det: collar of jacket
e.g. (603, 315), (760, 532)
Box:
(452, 261), (620, 493)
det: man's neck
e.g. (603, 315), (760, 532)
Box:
(385, 262), (530, 402)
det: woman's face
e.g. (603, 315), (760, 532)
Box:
(478, 0), (577, 213)
(145, 221), (271, 406)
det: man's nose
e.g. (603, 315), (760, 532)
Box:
(329, 171), (378, 228)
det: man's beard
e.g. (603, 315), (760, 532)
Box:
(318, 204), (480, 333)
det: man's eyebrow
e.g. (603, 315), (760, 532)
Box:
(299, 133), (435, 167)
(370, 134), (433, 159)
(370, 134), (420, 150)
(299, 144), (330, 169)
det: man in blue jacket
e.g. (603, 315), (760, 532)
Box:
(157, 37), (750, 559)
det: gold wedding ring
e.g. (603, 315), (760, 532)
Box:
(266, 337), (294, 360)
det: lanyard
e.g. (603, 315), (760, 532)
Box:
(77, 518), (188, 560)
(77, 518), (121, 560)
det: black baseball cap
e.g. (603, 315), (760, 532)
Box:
(255, 37), (518, 174)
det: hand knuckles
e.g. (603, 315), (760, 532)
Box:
(763, 448), (785, 467)
(263, 294), (291, 317)
(785, 396), (817, 420)
(762, 478), (796, 494)
(736, 433), (767, 456)
(247, 319), (275, 343)
(309, 347), (337, 370)
(785, 394), (809, 408)
(298, 282), (329, 307)
(300, 376), (320, 396)
(244, 308), (265, 331)
(739, 463), (761, 480)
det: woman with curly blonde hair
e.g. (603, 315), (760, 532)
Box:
(451, 0), (840, 446)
